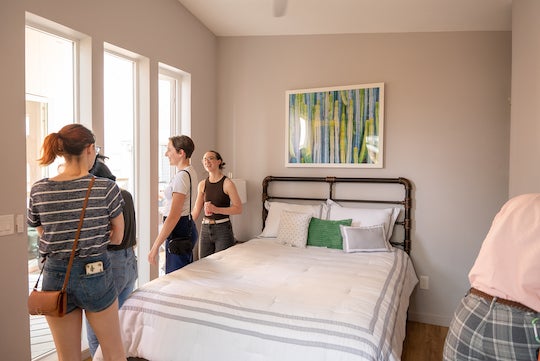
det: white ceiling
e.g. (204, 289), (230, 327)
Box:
(177, 0), (512, 37)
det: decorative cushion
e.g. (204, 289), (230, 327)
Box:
(276, 210), (312, 248)
(307, 218), (353, 249)
(340, 224), (391, 252)
(259, 201), (322, 238)
(326, 199), (400, 241)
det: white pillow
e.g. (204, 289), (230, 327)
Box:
(326, 199), (400, 241)
(277, 210), (312, 248)
(259, 201), (322, 238)
(340, 224), (391, 252)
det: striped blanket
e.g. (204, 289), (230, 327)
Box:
(96, 238), (417, 361)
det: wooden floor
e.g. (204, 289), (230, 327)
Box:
(83, 321), (448, 361)
(402, 321), (449, 361)
(29, 263), (56, 360)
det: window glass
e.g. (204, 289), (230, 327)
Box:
(25, 24), (76, 360)
(104, 51), (135, 194)
(158, 75), (176, 212)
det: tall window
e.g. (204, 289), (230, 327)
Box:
(25, 26), (75, 194)
(25, 21), (77, 361)
(158, 73), (176, 211)
(158, 64), (191, 196)
(157, 64), (190, 275)
(104, 50), (136, 195)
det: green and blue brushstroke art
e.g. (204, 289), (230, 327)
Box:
(287, 84), (383, 166)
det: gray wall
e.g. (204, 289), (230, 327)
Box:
(509, 0), (540, 196)
(0, 0), (216, 357)
(216, 31), (511, 325)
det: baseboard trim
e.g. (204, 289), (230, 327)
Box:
(408, 311), (451, 327)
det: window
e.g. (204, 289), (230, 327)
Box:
(158, 64), (191, 275)
(158, 73), (176, 209)
(25, 26), (76, 194)
(158, 64), (191, 197)
(25, 19), (78, 361)
(103, 50), (136, 195)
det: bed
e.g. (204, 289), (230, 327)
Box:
(95, 176), (418, 361)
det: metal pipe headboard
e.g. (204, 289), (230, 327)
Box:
(262, 176), (413, 254)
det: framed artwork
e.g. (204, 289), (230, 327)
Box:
(285, 83), (384, 168)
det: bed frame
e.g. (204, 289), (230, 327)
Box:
(262, 176), (413, 254)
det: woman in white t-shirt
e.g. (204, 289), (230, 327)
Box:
(148, 135), (198, 273)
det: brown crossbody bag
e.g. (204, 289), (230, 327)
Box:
(28, 176), (95, 317)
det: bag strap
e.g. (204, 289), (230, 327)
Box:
(33, 176), (95, 291)
(180, 169), (192, 224)
(62, 176), (95, 292)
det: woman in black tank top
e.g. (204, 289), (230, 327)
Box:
(192, 151), (243, 258)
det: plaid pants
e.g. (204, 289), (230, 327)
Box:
(443, 292), (539, 361)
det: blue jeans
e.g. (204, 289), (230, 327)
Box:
(199, 220), (235, 258)
(85, 247), (137, 357)
(165, 216), (198, 274)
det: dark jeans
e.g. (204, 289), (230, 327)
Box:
(199, 220), (235, 258)
(165, 216), (198, 273)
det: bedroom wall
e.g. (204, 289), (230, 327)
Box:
(509, 0), (540, 196)
(0, 0), (216, 357)
(216, 31), (511, 326)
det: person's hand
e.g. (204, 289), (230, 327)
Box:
(148, 244), (159, 265)
(204, 201), (214, 216)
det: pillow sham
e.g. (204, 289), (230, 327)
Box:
(276, 210), (312, 248)
(307, 218), (352, 249)
(340, 224), (391, 252)
(326, 199), (400, 241)
(259, 201), (322, 238)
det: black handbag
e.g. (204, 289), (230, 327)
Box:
(168, 170), (193, 256)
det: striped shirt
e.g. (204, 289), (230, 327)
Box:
(27, 174), (124, 260)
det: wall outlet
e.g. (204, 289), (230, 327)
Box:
(419, 275), (429, 290)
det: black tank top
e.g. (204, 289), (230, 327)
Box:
(204, 176), (230, 220)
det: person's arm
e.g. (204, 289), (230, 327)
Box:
(191, 180), (205, 220)
(205, 178), (243, 216)
(120, 189), (136, 246)
(109, 213), (124, 245)
(148, 192), (186, 265)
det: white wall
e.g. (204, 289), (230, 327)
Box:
(0, 1), (30, 357)
(216, 31), (511, 326)
(509, 0), (540, 196)
(0, 0), (216, 357)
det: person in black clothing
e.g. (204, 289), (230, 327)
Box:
(86, 154), (138, 357)
(192, 150), (243, 258)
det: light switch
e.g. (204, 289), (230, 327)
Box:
(0, 215), (15, 236)
(16, 214), (25, 233)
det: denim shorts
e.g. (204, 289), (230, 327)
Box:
(42, 253), (117, 313)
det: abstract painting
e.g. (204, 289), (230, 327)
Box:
(286, 83), (384, 168)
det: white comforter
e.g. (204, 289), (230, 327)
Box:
(96, 238), (417, 361)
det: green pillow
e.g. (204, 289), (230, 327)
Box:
(307, 218), (352, 249)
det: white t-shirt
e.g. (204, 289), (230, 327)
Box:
(162, 165), (198, 217)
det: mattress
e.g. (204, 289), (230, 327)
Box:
(95, 238), (418, 361)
